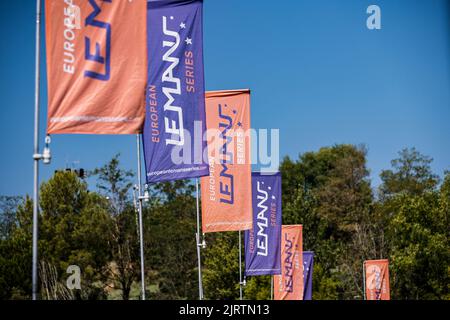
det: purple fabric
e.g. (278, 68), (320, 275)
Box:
(303, 251), (314, 300)
(143, 0), (209, 183)
(245, 173), (282, 276)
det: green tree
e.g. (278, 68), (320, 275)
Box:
(91, 154), (134, 216)
(0, 196), (23, 240)
(377, 149), (448, 299)
(1, 147), (448, 301)
(0, 197), (32, 299)
(39, 171), (112, 299)
(379, 148), (439, 199)
(144, 180), (199, 299)
(386, 190), (449, 299)
(91, 154), (139, 300)
(244, 275), (271, 300)
(279, 144), (374, 299)
(0, 171), (113, 300)
(203, 232), (240, 300)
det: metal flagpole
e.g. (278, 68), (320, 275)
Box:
(270, 276), (274, 300)
(132, 185), (140, 238)
(195, 178), (204, 300)
(31, 0), (42, 301)
(362, 261), (366, 300)
(136, 134), (146, 300)
(239, 230), (243, 300)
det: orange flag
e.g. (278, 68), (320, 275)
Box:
(45, 0), (147, 134)
(274, 225), (303, 300)
(364, 259), (390, 300)
(201, 90), (252, 232)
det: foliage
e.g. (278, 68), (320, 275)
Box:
(90, 156), (139, 300)
(144, 180), (199, 299)
(0, 148), (448, 300)
(0, 197), (32, 299)
(39, 171), (112, 299)
(386, 189), (449, 299)
(379, 147), (440, 199)
(244, 276), (271, 300)
(278, 145), (373, 299)
(202, 232), (241, 300)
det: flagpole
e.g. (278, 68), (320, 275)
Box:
(195, 178), (204, 300)
(136, 134), (146, 300)
(31, 0), (42, 301)
(132, 185), (140, 238)
(239, 230), (243, 300)
(270, 276), (273, 300)
(362, 261), (366, 300)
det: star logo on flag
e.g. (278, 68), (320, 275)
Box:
(185, 37), (192, 45)
(180, 22), (186, 29)
(237, 122), (242, 127)
(272, 195), (276, 200)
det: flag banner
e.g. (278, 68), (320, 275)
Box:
(274, 225), (303, 300)
(244, 172), (282, 276)
(201, 90), (252, 232)
(364, 259), (390, 300)
(45, 0), (147, 134)
(143, 0), (208, 183)
(303, 251), (314, 300)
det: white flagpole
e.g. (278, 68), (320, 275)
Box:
(195, 178), (204, 300)
(239, 230), (243, 300)
(136, 134), (146, 300)
(31, 0), (42, 301)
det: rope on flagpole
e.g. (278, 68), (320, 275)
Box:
(195, 178), (204, 300)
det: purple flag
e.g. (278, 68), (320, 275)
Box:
(244, 173), (282, 276)
(143, 0), (209, 183)
(303, 251), (314, 300)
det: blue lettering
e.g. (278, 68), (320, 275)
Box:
(218, 104), (234, 204)
(84, 0), (111, 81)
(284, 234), (293, 292)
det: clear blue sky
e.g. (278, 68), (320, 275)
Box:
(0, 0), (449, 196)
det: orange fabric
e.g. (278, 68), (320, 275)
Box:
(201, 90), (252, 232)
(364, 259), (390, 300)
(274, 225), (303, 300)
(45, 0), (147, 134)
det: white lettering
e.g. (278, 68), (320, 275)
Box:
(162, 16), (184, 146)
(256, 181), (269, 256)
(62, 0), (81, 74)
